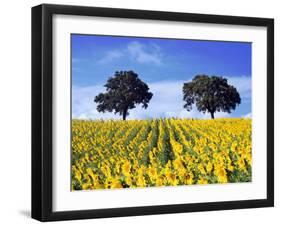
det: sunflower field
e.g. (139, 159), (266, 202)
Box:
(71, 118), (252, 190)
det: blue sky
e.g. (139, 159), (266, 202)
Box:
(72, 34), (252, 120)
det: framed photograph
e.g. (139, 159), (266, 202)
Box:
(32, 4), (274, 221)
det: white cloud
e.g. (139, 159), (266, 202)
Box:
(98, 50), (123, 64)
(94, 41), (164, 66)
(73, 85), (116, 120)
(72, 77), (249, 120)
(127, 41), (163, 65)
(243, 112), (252, 118)
(227, 76), (252, 99)
(72, 67), (81, 72)
(72, 58), (81, 63)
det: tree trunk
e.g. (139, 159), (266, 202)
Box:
(122, 108), (128, 120)
(210, 111), (215, 119)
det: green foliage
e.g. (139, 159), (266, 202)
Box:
(183, 75), (241, 119)
(94, 71), (153, 120)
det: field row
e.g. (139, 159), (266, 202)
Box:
(71, 118), (252, 190)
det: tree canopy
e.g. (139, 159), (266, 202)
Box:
(94, 71), (153, 120)
(183, 75), (241, 119)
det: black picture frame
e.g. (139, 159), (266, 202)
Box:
(32, 3), (274, 222)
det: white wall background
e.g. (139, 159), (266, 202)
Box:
(0, 0), (279, 225)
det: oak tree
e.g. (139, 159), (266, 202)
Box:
(94, 71), (153, 120)
(183, 75), (241, 119)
